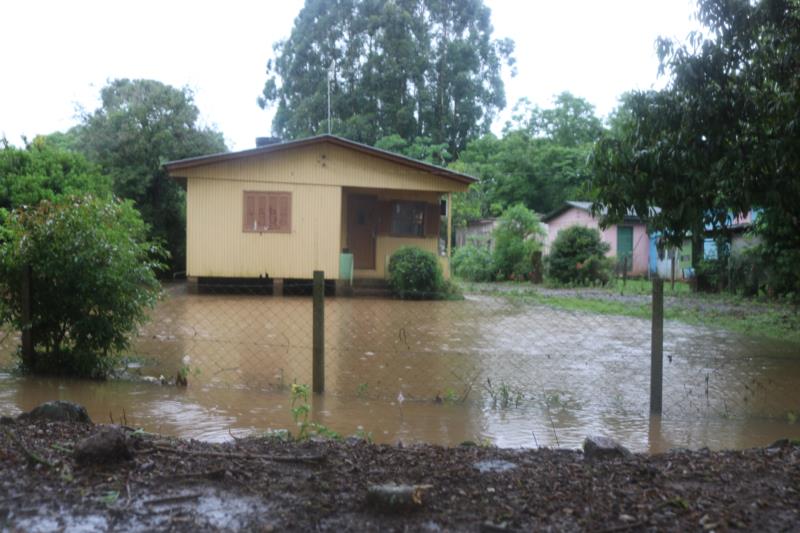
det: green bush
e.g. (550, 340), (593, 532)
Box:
(0, 196), (166, 377)
(492, 204), (544, 280)
(387, 246), (445, 299)
(452, 244), (495, 281)
(547, 226), (612, 285)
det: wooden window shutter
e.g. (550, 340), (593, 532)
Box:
(266, 195), (278, 229)
(257, 195), (268, 230)
(276, 193), (291, 232)
(243, 193), (256, 231)
(424, 203), (440, 237)
(377, 201), (393, 235)
(243, 191), (291, 232)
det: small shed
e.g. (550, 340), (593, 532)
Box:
(165, 135), (474, 287)
(455, 218), (500, 250)
(542, 201), (651, 275)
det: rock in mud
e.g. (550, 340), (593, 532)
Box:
(473, 459), (518, 473)
(18, 401), (92, 424)
(366, 483), (430, 512)
(582, 436), (631, 460)
(74, 425), (133, 465)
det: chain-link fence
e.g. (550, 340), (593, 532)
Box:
(114, 279), (797, 423)
(1, 276), (796, 425)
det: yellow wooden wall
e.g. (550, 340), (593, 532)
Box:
(178, 142), (468, 192)
(179, 141), (467, 280)
(187, 178), (341, 279)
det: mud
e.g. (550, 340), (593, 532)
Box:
(1, 419), (798, 532)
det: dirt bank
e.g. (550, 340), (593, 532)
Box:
(1, 419), (798, 532)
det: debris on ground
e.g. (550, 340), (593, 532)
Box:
(0, 414), (798, 531)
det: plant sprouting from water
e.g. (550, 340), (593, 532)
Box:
(484, 378), (524, 408)
(356, 382), (369, 399)
(290, 383), (340, 440)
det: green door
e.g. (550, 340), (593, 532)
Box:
(617, 226), (633, 271)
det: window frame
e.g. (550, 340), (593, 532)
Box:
(242, 190), (292, 234)
(388, 200), (427, 238)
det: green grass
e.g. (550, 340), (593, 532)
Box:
(460, 280), (800, 345)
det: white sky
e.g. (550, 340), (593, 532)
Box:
(0, 0), (700, 151)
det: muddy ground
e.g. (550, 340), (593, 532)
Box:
(1, 419), (798, 532)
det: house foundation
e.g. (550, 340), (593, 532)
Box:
(187, 276), (199, 294)
(272, 278), (284, 297)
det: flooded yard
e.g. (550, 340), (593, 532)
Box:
(1, 282), (798, 452)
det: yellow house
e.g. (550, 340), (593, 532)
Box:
(165, 135), (474, 291)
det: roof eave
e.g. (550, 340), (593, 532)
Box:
(164, 134), (477, 185)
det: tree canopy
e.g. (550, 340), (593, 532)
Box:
(0, 137), (111, 211)
(259, 0), (514, 157)
(591, 0), (800, 250)
(71, 79), (227, 271)
(450, 92), (603, 219)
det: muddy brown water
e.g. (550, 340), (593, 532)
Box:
(1, 284), (798, 453)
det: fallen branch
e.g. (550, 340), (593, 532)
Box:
(149, 445), (325, 464)
(160, 468), (229, 481)
(3, 427), (55, 468)
(144, 492), (203, 506)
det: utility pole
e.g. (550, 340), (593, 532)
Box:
(327, 61), (334, 135)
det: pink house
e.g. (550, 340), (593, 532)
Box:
(542, 201), (650, 276)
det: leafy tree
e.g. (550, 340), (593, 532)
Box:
(547, 226), (612, 285)
(259, 0), (514, 156)
(590, 0), (800, 294)
(454, 127), (595, 217)
(74, 79), (227, 272)
(491, 204), (544, 280)
(0, 137), (111, 210)
(508, 92), (604, 147)
(0, 196), (165, 377)
(374, 134), (452, 166)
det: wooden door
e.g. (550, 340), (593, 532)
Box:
(617, 226), (633, 271)
(347, 195), (377, 270)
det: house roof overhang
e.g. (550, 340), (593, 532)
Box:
(164, 134), (477, 186)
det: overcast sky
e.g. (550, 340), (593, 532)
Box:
(1, 0), (701, 151)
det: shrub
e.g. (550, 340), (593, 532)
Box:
(452, 244), (495, 282)
(492, 204), (544, 280)
(547, 226), (612, 285)
(0, 196), (166, 377)
(387, 246), (445, 299)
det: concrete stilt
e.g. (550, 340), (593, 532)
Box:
(273, 278), (284, 297)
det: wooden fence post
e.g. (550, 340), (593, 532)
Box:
(312, 270), (325, 394)
(620, 256), (628, 295)
(21, 264), (34, 368)
(671, 256), (676, 291)
(650, 277), (664, 415)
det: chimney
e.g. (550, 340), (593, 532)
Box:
(255, 136), (281, 148)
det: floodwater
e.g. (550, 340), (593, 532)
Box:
(1, 284), (798, 453)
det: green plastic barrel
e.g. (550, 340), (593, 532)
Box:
(339, 252), (354, 284)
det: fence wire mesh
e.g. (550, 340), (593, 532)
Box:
(108, 280), (796, 424)
(0, 279), (794, 426)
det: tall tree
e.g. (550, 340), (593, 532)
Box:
(75, 79), (226, 272)
(590, 0), (800, 292)
(509, 92), (604, 147)
(452, 93), (603, 218)
(259, 0), (514, 157)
